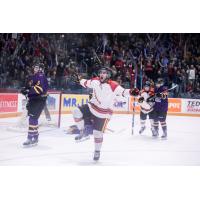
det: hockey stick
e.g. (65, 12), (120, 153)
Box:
(147, 84), (178, 102)
(129, 50), (138, 135)
(63, 127), (116, 134)
(167, 84), (178, 92)
(106, 128), (115, 133)
(93, 49), (102, 64)
(154, 84), (178, 95)
(106, 128), (127, 134)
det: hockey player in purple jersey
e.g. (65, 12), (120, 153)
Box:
(21, 63), (48, 146)
(151, 78), (168, 138)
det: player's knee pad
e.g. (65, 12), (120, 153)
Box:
(72, 108), (83, 121)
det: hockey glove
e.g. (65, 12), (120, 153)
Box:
(71, 73), (81, 83)
(26, 101), (30, 111)
(130, 88), (139, 96)
(146, 96), (155, 103)
(138, 96), (144, 103)
(89, 93), (93, 100)
(21, 87), (29, 96)
(156, 93), (162, 98)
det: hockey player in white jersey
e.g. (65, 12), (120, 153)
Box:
(72, 67), (139, 161)
(137, 81), (155, 135)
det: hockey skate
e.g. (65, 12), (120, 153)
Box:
(75, 125), (92, 142)
(139, 126), (146, 134)
(161, 131), (167, 139)
(151, 128), (159, 137)
(75, 130), (90, 142)
(23, 138), (38, 147)
(93, 151), (100, 161)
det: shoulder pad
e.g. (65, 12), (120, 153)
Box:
(107, 80), (119, 92)
(91, 77), (100, 81)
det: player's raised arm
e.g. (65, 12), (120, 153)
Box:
(113, 84), (140, 97)
(80, 77), (99, 89)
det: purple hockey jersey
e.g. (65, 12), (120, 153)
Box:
(154, 86), (168, 112)
(28, 72), (48, 99)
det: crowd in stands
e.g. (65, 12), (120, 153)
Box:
(0, 33), (200, 98)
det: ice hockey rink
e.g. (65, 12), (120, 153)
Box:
(0, 114), (200, 166)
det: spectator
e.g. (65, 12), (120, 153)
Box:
(187, 65), (196, 88)
(0, 33), (200, 98)
(55, 62), (65, 89)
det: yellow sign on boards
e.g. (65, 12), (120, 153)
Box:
(62, 94), (89, 111)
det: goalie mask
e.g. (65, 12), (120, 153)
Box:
(98, 67), (112, 83)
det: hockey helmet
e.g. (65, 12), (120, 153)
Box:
(144, 81), (151, 91)
(98, 66), (112, 82)
(33, 63), (40, 73)
(39, 63), (45, 72)
(155, 78), (164, 87)
(144, 81), (151, 87)
(33, 63), (44, 73)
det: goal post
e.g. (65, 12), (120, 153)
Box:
(7, 91), (62, 132)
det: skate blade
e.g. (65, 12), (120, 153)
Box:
(75, 136), (90, 143)
(22, 143), (38, 148)
(152, 135), (159, 138)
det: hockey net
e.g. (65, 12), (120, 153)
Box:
(7, 91), (62, 132)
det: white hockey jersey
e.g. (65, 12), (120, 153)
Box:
(138, 90), (155, 114)
(80, 77), (131, 119)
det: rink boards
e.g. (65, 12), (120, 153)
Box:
(0, 93), (200, 118)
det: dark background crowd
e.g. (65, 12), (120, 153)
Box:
(0, 33), (200, 98)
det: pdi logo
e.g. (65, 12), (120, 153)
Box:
(168, 98), (181, 112)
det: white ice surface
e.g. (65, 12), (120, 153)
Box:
(0, 114), (200, 165)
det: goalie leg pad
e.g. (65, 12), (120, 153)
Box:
(72, 108), (84, 130)
(72, 107), (83, 119)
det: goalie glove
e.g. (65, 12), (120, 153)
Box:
(130, 88), (140, 96)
